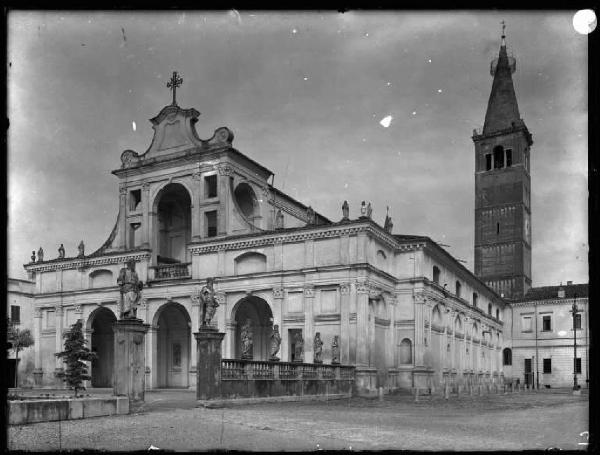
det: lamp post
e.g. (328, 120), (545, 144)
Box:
(571, 294), (579, 391)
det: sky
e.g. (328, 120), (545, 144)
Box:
(7, 11), (588, 287)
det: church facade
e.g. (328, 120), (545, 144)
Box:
(14, 33), (585, 393)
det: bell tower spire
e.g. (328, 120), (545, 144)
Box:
(472, 23), (533, 300)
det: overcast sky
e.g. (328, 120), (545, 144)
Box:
(8, 11), (588, 287)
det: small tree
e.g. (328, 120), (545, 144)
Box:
(7, 320), (34, 388)
(55, 320), (98, 397)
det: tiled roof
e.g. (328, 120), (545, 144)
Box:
(513, 283), (589, 302)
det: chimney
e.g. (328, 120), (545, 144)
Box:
(567, 280), (573, 286)
(557, 288), (565, 298)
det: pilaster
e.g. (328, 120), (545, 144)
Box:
(303, 286), (315, 363)
(33, 308), (43, 386)
(339, 283), (350, 364)
(191, 173), (202, 241)
(141, 182), (151, 248)
(119, 184), (127, 249)
(355, 280), (370, 367)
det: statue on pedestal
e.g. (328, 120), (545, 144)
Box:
(241, 319), (254, 360)
(199, 278), (219, 327)
(117, 260), (144, 319)
(331, 335), (340, 364)
(58, 244), (65, 259)
(270, 324), (282, 361)
(306, 206), (315, 225)
(342, 200), (349, 220)
(313, 332), (323, 364)
(275, 209), (284, 230)
(366, 202), (373, 219)
(384, 206), (393, 233)
(360, 201), (367, 217)
(294, 332), (304, 363)
(37, 247), (44, 262)
(77, 240), (85, 258)
(31, 251), (36, 263)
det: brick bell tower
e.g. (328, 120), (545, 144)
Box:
(473, 23), (533, 299)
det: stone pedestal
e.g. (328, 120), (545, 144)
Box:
(113, 319), (149, 403)
(195, 327), (225, 401)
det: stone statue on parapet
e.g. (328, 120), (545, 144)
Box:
(313, 332), (323, 364)
(366, 202), (372, 219)
(77, 240), (85, 258)
(331, 335), (340, 364)
(360, 201), (367, 217)
(269, 324), (282, 361)
(200, 277), (219, 327)
(306, 206), (315, 225)
(275, 209), (284, 230)
(241, 318), (254, 360)
(31, 251), (36, 263)
(117, 259), (144, 319)
(384, 206), (393, 233)
(37, 247), (44, 262)
(58, 244), (65, 259)
(342, 200), (349, 220)
(294, 332), (304, 363)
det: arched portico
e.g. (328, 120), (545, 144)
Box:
(87, 306), (117, 388)
(153, 301), (191, 388)
(152, 183), (192, 265)
(231, 296), (273, 361)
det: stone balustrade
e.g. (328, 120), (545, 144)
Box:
(151, 263), (191, 280)
(220, 359), (355, 399)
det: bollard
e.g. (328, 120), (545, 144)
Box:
(414, 387), (419, 403)
(469, 382), (473, 396)
(378, 386), (384, 402)
(444, 383), (449, 400)
(478, 384), (483, 396)
(457, 384), (461, 398)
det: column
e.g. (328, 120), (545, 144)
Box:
(303, 286), (315, 363)
(141, 182), (151, 248)
(217, 165), (233, 235)
(304, 240), (315, 268)
(191, 173), (202, 241)
(54, 304), (64, 388)
(414, 294), (426, 366)
(145, 326), (156, 389)
(339, 283), (350, 364)
(355, 281), (370, 367)
(33, 308), (43, 387)
(119, 184), (128, 249)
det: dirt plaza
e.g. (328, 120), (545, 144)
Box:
(8, 388), (588, 452)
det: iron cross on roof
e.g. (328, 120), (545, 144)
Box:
(166, 71), (183, 106)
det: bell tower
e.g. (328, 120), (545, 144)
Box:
(473, 23), (533, 299)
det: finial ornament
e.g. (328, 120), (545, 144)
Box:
(166, 71), (183, 106)
(501, 20), (506, 45)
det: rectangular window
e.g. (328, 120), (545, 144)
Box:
(543, 358), (552, 374)
(130, 189), (141, 211)
(542, 315), (552, 332)
(575, 358), (582, 374)
(10, 305), (20, 325)
(521, 316), (532, 332)
(46, 310), (56, 328)
(505, 149), (513, 167)
(205, 211), (218, 237)
(205, 175), (218, 199)
(472, 293), (478, 308)
(574, 313), (582, 330)
(485, 154), (492, 171)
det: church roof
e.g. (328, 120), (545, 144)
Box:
(482, 40), (522, 135)
(512, 283), (589, 302)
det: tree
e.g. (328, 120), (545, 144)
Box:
(7, 320), (34, 388)
(55, 320), (98, 397)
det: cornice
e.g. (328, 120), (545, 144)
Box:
(24, 251), (151, 273)
(509, 297), (588, 307)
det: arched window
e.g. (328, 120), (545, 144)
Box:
(488, 303), (492, 316)
(455, 281), (462, 298)
(473, 292), (478, 308)
(433, 266), (440, 284)
(234, 252), (267, 275)
(399, 338), (412, 364)
(503, 348), (512, 366)
(493, 145), (504, 169)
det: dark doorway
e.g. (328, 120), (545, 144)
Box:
(91, 308), (117, 387)
(524, 358), (533, 387)
(156, 302), (191, 388)
(289, 329), (302, 362)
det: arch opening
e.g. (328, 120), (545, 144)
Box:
(232, 296), (273, 361)
(234, 183), (258, 219)
(89, 307), (117, 388)
(155, 302), (191, 388)
(155, 183), (192, 264)
(399, 338), (412, 364)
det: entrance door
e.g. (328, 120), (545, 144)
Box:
(91, 308), (116, 388)
(524, 358), (532, 387)
(156, 302), (190, 388)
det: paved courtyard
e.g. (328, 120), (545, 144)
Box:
(8, 389), (588, 451)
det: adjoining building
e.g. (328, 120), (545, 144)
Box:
(7, 278), (35, 388)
